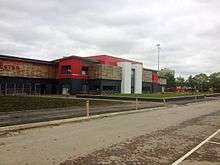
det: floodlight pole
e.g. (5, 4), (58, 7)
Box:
(156, 44), (160, 71)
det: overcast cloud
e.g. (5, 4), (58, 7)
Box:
(0, 0), (220, 77)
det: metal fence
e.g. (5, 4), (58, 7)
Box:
(0, 86), (41, 96)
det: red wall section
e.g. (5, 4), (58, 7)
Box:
(152, 71), (160, 84)
(91, 55), (120, 66)
(89, 55), (142, 66)
(57, 58), (89, 80)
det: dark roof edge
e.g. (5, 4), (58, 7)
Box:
(0, 54), (98, 64)
(53, 55), (98, 63)
(143, 67), (158, 72)
(0, 54), (53, 65)
(86, 55), (143, 65)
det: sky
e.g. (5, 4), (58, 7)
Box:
(0, 0), (220, 78)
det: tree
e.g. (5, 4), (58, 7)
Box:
(209, 72), (220, 92)
(176, 76), (185, 87)
(193, 73), (209, 92)
(186, 75), (196, 90)
(163, 72), (176, 90)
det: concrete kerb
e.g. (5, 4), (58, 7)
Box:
(0, 106), (167, 134)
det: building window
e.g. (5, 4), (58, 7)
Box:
(61, 65), (72, 75)
(81, 66), (88, 75)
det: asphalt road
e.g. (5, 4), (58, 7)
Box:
(0, 98), (220, 165)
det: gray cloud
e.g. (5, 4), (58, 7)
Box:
(0, 0), (220, 77)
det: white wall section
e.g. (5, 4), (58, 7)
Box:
(118, 62), (131, 94)
(132, 64), (143, 94)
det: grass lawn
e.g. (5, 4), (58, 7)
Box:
(113, 92), (211, 98)
(0, 95), (122, 112)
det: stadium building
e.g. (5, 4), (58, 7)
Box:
(0, 54), (166, 95)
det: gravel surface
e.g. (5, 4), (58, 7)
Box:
(61, 111), (220, 165)
(0, 99), (220, 165)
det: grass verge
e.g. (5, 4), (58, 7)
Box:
(0, 95), (122, 112)
(77, 92), (219, 102)
(113, 92), (212, 98)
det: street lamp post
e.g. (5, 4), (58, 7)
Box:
(156, 44), (160, 71)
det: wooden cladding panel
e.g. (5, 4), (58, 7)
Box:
(88, 64), (122, 80)
(0, 59), (56, 79)
(143, 69), (152, 83)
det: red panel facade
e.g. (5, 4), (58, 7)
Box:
(57, 58), (89, 80)
(152, 71), (160, 84)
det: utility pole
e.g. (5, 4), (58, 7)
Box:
(156, 44), (160, 71)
